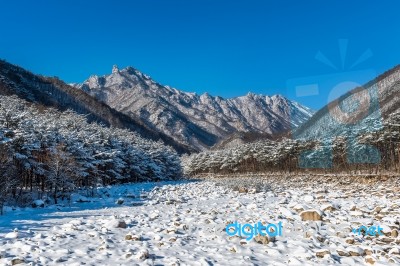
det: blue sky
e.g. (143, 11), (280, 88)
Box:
(1, 0), (400, 109)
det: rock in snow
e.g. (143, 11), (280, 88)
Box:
(300, 209), (323, 221)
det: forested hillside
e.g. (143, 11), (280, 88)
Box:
(183, 111), (400, 175)
(0, 95), (182, 212)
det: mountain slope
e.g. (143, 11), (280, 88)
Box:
(75, 66), (314, 150)
(0, 60), (194, 154)
(294, 65), (400, 140)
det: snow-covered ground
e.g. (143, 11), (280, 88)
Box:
(1, 176), (399, 265)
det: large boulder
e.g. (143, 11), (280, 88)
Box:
(300, 209), (323, 221)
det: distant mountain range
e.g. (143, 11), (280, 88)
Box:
(73, 65), (314, 150)
(3, 59), (398, 155)
(182, 65), (400, 175)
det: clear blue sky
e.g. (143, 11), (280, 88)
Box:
(1, 0), (400, 109)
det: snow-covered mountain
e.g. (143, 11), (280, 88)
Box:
(295, 65), (400, 140)
(75, 66), (314, 150)
(0, 60), (193, 154)
(183, 66), (400, 175)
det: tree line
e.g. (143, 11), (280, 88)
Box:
(182, 112), (400, 176)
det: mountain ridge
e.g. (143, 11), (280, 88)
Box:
(0, 60), (195, 154)
(294, 64), (400, 140)
(74, 65), (314, 150)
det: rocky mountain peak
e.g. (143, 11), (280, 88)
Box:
(74, 66), (314, 150)
(112, 65), (119, 74)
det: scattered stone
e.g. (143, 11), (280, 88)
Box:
(379, 208), (391, 215)
(55, 257), (68, 263)
(166, 199), (175, 205)
(88, 231), (99, 238)
(315, 234), (325, 243)
(365, 256), (376, 264)
(238, 187), (248, 193)
(181, 224), (189, 231)
(166, 228), (177, 234)
(136, 249), (149, 260)
(253, 235), (269, 245)
(347, 246), (364, 256)
(379, 236), (395, 243)
(125, 234), (141, 241)
(117, 221), (127, 229)
(315, 249), (330, 258)
(380, 225), (392, 236)
(11, 258), (24, 265)
(321, 203), (336, 212)
(149, 213), (159, 221)
(300, 210), (323, 221)
(364, 248), (373, 255)
(336, 249), (349, 257)
(291, 204), (305, 213)
(389, 247), (400, 255)
(115, 198), (124, 205)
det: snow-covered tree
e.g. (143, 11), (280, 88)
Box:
(0, 94), (183, 209)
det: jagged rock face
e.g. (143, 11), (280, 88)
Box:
(75, 66), (314, 150)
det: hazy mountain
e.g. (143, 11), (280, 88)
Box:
(75, 65), (314, 150)
(294, 65), (400, 140)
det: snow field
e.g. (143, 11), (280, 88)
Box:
(0, 177), (400, 265)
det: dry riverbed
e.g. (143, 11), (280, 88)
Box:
(0, 175), (399, 265)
